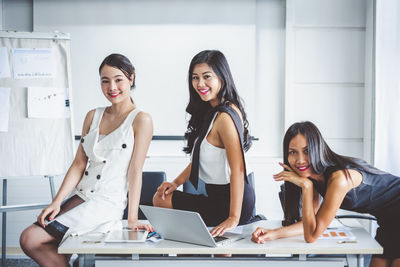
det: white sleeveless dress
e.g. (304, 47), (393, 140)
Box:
(55, 107), (140, 236)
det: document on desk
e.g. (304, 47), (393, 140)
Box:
(319, 228), (355, 240)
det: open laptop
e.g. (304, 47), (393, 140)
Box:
(140, 205), (244, 247)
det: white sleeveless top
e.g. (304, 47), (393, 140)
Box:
(198, 113), (231, 185)
(56, 107), (141, 236)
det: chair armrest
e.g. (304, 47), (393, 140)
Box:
(335, 215), (377, 221)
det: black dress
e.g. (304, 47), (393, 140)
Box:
(314, 166), (400, 259)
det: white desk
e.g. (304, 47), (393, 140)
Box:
(59, 220), (382, 267)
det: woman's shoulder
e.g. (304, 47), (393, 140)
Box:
(85, 107), (107, 119)
(86, 108), (97, 116)
(80, 109), (97, 135)
(227, 103), (241, 114)
(213, 109), (241, 137)
(328, 168), (362, 189)
(83, 109), (97, 124)
(223, 103), (242, 116)
(132, 110), (153, 127)
(216, 103), (243, 123)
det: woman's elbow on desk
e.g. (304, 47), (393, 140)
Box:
(303, 231), (321, 243)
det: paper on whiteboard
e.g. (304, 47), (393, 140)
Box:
(12, 48), (55, 79)
(0, 87), (11, 131)
(27, 87), (69, 118)
(0, 47), (11, 79)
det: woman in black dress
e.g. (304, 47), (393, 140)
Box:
(252, 121), (400, 267)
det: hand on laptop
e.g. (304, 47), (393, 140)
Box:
(157, 182), (178, 200)
(128, 220), (154, 232)
(210, 216), (239, 237)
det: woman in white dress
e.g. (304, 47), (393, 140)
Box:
(19, 53), (153, 267)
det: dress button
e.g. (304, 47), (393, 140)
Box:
(79, 189), (83, 191)
(85, 171), (88, 176)
(81, 138), (84, 143)
(97, 175), (101, 180)
(103, 160), (106, 163)
(122, 144), (127, 149)
(90, 190), (94, 193)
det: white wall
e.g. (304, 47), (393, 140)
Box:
(33, 0), (257, 138)
(285, 0), (367, 159)
(0, 0), (370, 253)
(0, 0), (3, 30)
(363, 0), (375, 164)
(1, 0), (32, 31)
(374, 0), (400, 176)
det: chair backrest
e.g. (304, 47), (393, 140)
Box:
(123, 171), (166, 220)
(182, 176), (208, 196)
(182, 172), (257, 217)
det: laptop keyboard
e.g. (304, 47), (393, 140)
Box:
(213, 236), (229, 243)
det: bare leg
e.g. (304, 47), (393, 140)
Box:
(152, 191), (173, 208)
(370, 256), (390, 267)
(390, 258), (400, 267)
(20, 224), (70, 267)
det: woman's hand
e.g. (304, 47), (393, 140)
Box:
(273, 162), (313, 189)
(251, 227), (278, 244)
(127, 220), (154, 232)
(37, 203), (61, 227)
(156, 182), (178, 200)
(210, 217), (239, 237)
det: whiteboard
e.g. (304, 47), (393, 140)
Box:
(0, 31), (75, 177)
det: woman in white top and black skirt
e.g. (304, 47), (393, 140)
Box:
(153, 50), (255, 237)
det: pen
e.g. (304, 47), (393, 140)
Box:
(337, 240), (357, 244)
(82, 240), (102, 244)
(122, 227), (145, 231)
(148, 231), (157, 237)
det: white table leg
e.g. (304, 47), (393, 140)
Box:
(357, 254), (364, 267)
(78, 254), (95, 267)
(299, 254), (307, 261)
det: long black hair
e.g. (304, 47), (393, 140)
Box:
(282, 121), (384, 225)
(99, 53), (136, 89)
(183, 50), (251, 154)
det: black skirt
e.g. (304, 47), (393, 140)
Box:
(172, 181), (255, 226)
(374, 217), (400, 259)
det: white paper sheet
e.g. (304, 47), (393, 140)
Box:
(12, 48), (55, 79)
(0, 47), (11, 78)
(0, 87), (11, 131)
(27, 87), (69, 118)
